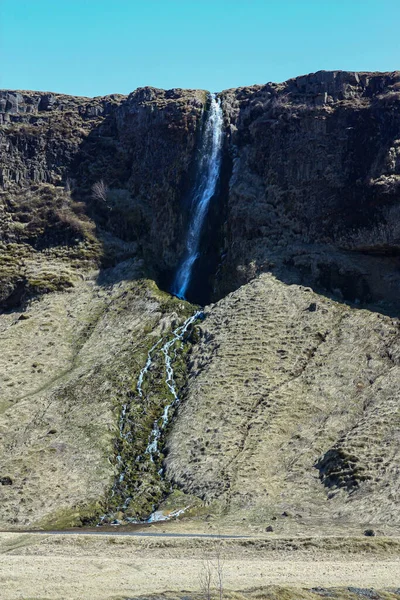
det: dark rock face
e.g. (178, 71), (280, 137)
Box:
(2, 71), (400, 310)
(87, 87), (206, 274)
(0, 87), (206, 307)
(0, 91), (120, 186)
(316, 447), (372, 492)
(0, 476), (12, 485)
(217, 70), (400, 309)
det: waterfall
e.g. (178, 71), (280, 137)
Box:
(171, 93), (224, 300)
(99, 94), (223, 526)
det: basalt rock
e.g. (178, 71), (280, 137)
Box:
(217, 70), (400, 310)
(2, 73), (400, 309)
(0, 87), (206, 307)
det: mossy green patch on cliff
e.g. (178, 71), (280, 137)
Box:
(0, 184), (102, 308)
(103, 292), (202, 522)
(1, 184), (97, 245)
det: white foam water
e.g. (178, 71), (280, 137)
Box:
(99, 310), (203, 525)
(145, 310), (202, 458)
(171, 93), (224, 299)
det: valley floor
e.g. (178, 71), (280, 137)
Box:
(0, 528), (399, 600)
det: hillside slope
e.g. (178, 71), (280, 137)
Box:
(167, 273), (400, 530)
(0, 262), (195, 529)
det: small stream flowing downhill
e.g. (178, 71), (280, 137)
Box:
(102, 92), (223, 526)
(171, 92), (224, 300)
(100, 311), (203, 525)
(143, 310), (203, 460)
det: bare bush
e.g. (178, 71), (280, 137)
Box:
(92, 180), (109, 203)
(198, 542), (224, 600)
(199, 554), (213, 600)
(215, 541), (224, 600)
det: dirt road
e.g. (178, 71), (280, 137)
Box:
(0, 532), (399, 600)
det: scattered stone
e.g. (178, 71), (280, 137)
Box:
(310, 588), (337, 598)
(18, 313), (30, 320)
(347, 588), (381, 599)
(307, 302), (317, 312)
(265, 525), (273, 532)
(0, 476), (13, 486)
(364, 529), (376, 537)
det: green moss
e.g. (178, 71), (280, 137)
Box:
(102, 292), (201, 522)
(34, 500), (105, 530)
(0, 400), (12, 415)
(158, 489), (204, 514)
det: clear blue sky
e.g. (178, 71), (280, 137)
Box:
(1, 0), (399, 97)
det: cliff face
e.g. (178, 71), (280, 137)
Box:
(218, 71), (400, 309)
(0, 91), (120, 186)
(2, 72), (400, 310)
(0, 88), (205, 308)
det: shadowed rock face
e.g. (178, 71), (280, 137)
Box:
(218, 70), (400, 309)
(0, 87), (206, 307)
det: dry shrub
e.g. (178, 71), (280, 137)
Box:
(92, 180), (109, 203)
(198, 542), (224, 600)
(338, 204), (400, 250)
(54, 207), (95, 239)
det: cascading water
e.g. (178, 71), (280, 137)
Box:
(100, 92), (223, 526)
(143, 310), (203, 459)
(171, 93), (224, 300)
(99, 310), (203, 525)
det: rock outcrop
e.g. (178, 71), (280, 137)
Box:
(218, 71), (400, 309)
(0, 87), (206, 308)
(3, 72), (400, 310)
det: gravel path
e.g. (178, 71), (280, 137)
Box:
(0, 532), (399, 600)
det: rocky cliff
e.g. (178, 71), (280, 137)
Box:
(218, 71), (400, 309)
(0, 72), (399, 532)
(0, 87), (205, 309)
(2, 72), (400, 310)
